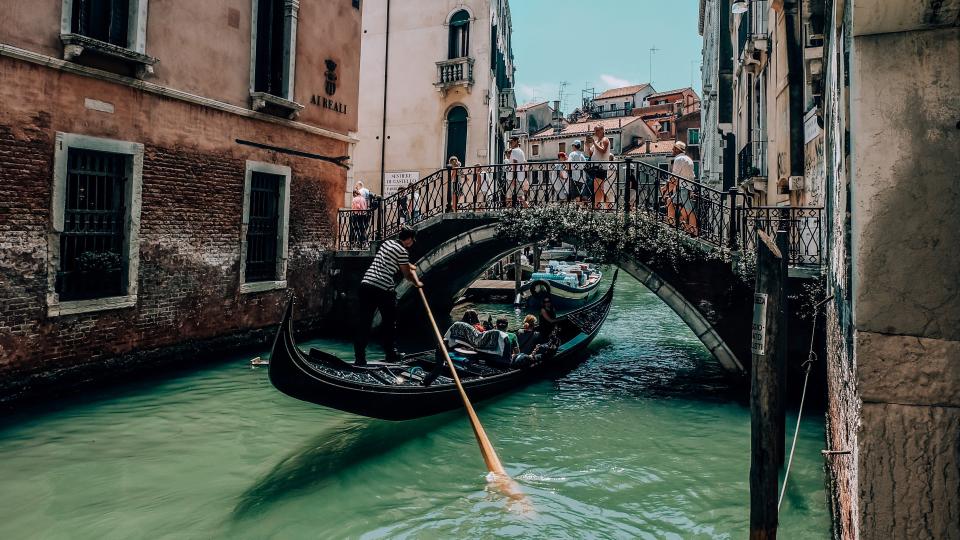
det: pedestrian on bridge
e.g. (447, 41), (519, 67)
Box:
(354, 227), (423, 366)
(587, 125), (613, 210)
(664, 141), (699, 236)
(507, 136), (528, 207)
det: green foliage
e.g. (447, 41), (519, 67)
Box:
(497, 206), (755, 284)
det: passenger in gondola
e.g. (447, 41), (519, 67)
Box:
(516, 315), (540, 354)
(538, 297), (558, 340)
(461, 309), (485, 332)
(354, 227), (423, 366)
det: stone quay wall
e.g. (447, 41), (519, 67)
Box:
(0, 56), (349, 403)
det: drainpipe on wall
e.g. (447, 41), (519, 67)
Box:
(379, 0), (392, 195)
(784, 0), (805, 178)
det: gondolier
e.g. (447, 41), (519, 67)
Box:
(354, 227), (423, 365)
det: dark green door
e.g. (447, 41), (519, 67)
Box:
(445, 106), (468, 165)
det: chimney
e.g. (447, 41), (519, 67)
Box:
(646, 140), (651, 153)
(552, 100), (562, 133)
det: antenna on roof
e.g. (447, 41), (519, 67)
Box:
(557, 81), (569, 112)
(649, 46), (660, 86)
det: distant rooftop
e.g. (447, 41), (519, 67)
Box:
(530, 117), (642, 139)
(645, 87), (700, 100)
(516, 101), (550, 112)
(595, 84), (652, 100)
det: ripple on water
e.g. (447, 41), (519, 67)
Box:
(0, 273), (829, 539)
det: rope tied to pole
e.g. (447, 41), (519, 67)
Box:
(777, 294), (834, 510)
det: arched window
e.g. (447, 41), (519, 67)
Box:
(445, 106), (468, 165)
(448, 10), (470, 59)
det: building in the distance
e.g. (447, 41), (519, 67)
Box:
(527, 117), (656, 162)
(354, 0), (516, 198)
(0, 0), (362, 396)
(585, 84), (656, 118)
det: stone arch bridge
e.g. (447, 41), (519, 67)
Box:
(332, 160), (823, 377)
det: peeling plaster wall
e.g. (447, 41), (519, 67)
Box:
(846, 1), (960, 537)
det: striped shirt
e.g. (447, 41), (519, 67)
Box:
(361, 239), (410, 290)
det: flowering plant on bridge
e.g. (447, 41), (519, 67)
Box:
(497, 206), (757, 284)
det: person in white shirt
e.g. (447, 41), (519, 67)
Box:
(567, 140), (589, 205)
(587, 125), (613, 209)
(508, 136), (528, 207)
(663, 141), (699, 235)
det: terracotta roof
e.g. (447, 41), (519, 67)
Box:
(624, 140), (676, 155)
(645, 87), (700, 100)
(595, 84), (651, 100)
(530, 117), (642, 139)
(517, 101), (549, 112)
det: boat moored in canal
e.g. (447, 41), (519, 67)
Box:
(268, 272), (616, 421)
(520, 262), (604, 311)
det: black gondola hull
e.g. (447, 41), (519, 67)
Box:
(268, 275), (615, 421)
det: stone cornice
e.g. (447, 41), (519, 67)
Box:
(0, 43), (358, 144)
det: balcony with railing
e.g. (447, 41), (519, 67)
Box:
(435, 57), (475, 93)
(498, 87), (516, 119)
(737, 0), (769, 64)
(737, 140), (768, 185)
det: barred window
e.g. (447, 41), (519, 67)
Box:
(56, 148), (128, 301)
(71, 0), (130, 47)
(245, 172), (282, 282)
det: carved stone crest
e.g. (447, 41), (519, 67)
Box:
(324, 59), (338, 96)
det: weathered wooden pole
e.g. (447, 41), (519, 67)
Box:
(513, 251), (522, 304)
(774, 211), (790, 466)
(532, 245), (541, 273)
(750, 230), (783, 540)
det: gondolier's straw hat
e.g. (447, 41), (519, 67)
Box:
(674, 141), (687, 152)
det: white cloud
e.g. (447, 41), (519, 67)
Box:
(516, 83), (557, 105)
(599, 74), (633, 89)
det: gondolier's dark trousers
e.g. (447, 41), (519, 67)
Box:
(354, 283), (398, 363)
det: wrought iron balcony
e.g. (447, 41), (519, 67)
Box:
(435, 57), (474, 93)
(737, 140), (767, 184)
(737, 0), (769, 63)
(498, 87), (516, 119)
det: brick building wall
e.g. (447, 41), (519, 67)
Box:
(0, 56), (351, 402)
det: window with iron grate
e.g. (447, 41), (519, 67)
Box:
(254, 0), (288, 97)
(71, 0), (130, 47)
(57, 148), (128, 301)
(245, 172), (282, 282)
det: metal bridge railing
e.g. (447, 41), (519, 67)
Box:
(336, 160), (824, 266)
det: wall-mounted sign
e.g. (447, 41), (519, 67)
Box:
(751, 293), (768, 355)
(310, 59), (348, 114)
(384, 171), (419, 197)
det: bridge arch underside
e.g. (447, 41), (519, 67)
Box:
(397, 222), (753, 376)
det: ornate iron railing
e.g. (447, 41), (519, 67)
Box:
(741, 206), (823, 266)
(336, 160), (823, 266)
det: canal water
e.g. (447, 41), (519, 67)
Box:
(0, 274), (830, 539)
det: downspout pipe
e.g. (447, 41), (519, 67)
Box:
(379, 0), (391, 195)
(784, 0), (805, 177)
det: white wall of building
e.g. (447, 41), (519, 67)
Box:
(353, 0), (512, 200)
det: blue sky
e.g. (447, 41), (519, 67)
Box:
(510, 0), (703, 112)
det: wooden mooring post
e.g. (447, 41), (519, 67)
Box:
(513, 252), (522, 304)
(750, 231), (784, 539)
(775, 214), (790, 466)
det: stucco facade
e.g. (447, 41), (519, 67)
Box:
(353, 0), (515, 199)
(0, 0), (362, 401)
(821, 0), (960, 537)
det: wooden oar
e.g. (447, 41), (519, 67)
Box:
(416, 287), (528, 506)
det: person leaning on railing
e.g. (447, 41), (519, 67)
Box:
(663, 141), (699, 236)
(350, 189), (369, 246)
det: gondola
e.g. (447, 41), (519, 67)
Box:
(268, 271), (617, 421)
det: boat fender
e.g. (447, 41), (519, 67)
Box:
(530, 280), (551, 299)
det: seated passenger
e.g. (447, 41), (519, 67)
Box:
(516, 314), (541, 354)
(461, 309), (486, 332)
(495, 317), (519, 358)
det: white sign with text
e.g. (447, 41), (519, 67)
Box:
(384, 171), (419, 197)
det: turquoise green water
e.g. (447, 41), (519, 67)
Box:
(0, 275), (829, 539)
